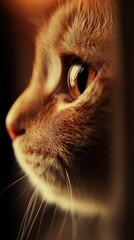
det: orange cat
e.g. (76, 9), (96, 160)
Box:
(6, 0), (117, 239)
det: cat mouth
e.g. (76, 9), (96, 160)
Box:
(13, 139), (67, 183)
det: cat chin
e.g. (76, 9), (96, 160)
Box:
(13, 139), (110, 217)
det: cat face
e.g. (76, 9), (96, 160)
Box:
(6, 0), (115, 216)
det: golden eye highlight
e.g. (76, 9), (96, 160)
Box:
(67, 63), (97, 100)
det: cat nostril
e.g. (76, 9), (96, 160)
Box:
(6, 123), (25, 141)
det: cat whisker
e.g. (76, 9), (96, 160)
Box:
(26, 198), (44, 240)
(35, 200), (48, 240)
(65, 169), (77, 240)
(12, 184), (30, 204)
(55, 170), (70, 240)
(21, 188), (39, 239)
(35, 178), (55, 240)
(46, 183), (61, 240)
(46, 204), (58, 240)
(57, 210), (68, 240)
(0, 174), (27, 194)
(65, 169), (73, 210)
(17, 188), (38, 240)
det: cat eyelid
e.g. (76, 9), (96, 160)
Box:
(62, 54), (86, 66)
(61, 54), (101, 73)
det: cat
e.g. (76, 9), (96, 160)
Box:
(6, 0), (117, 239)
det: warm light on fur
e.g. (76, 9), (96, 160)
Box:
(6, 1), (116, 235)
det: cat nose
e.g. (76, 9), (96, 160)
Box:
(6, 122), (25, 141)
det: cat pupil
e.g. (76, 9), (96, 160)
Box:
(77, 64), (89, 94)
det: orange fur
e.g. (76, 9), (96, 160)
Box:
(6, 0), (116, 239)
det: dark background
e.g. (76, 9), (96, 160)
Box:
(0, 1), (134, 240)
(0, 2), (35, 239)
(120, 1), (134, 240)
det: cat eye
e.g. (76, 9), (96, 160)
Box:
(67, 63), (97, 100)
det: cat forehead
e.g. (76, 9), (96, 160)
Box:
(37, 0), (114, 62)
